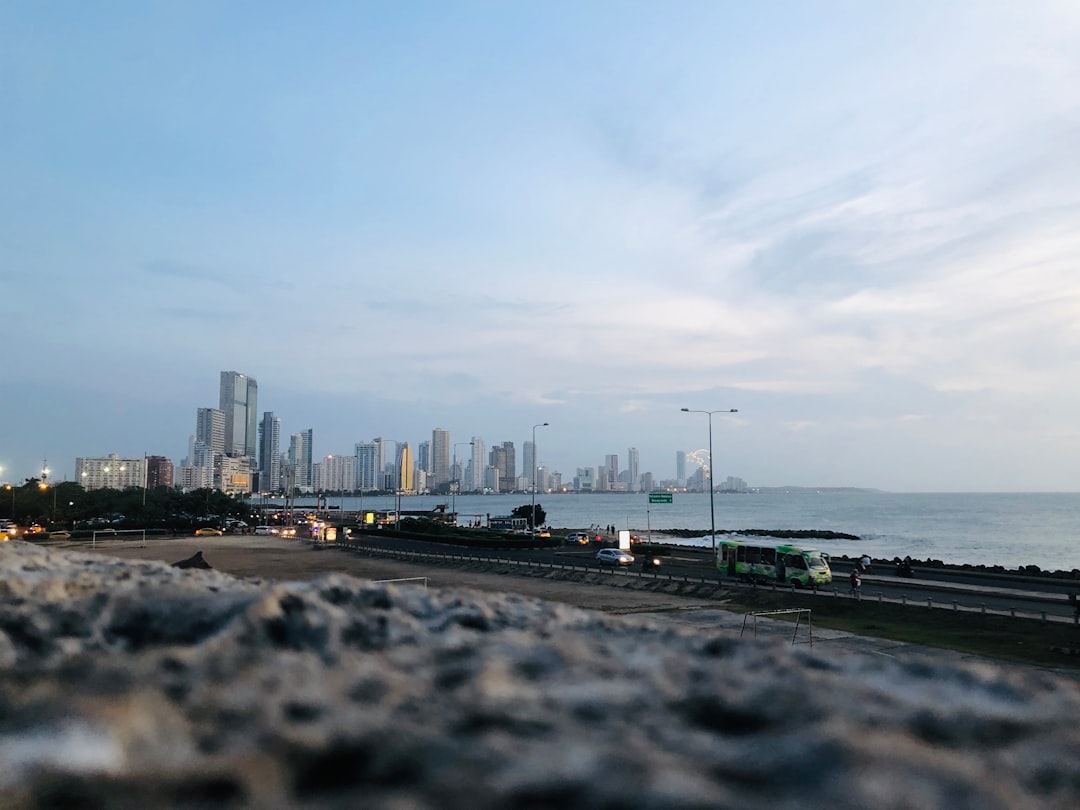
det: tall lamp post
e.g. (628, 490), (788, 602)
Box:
(681, 408), (738, 557)
(531, 422), (549, 537)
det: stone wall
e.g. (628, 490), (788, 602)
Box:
(1, 541), (1078, 808)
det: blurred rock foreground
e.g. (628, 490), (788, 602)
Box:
(1, 541), (1078, 809)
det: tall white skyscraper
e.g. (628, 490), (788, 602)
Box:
(627, 447), (640, 493)
(523, 441), (536, 491)
(354, 442), (377, 491)
(289, 429), (313, 490)
(470, 436), (486, 491)
(432, 428), (450, 488)
(676, 450), (687, 488)
(219, 371), (258, 458)
(195, 408), (225, 455)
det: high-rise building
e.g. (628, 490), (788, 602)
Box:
(417, 441), (431, 475)
(470, 436), (486, 491)
(500, 441), (515, 492)
(431, 428), (450, 488)
(523, 441), (536, 492)
(604, 454), (619, 487)
(289, 430), (313, 490)
(676, 450), (687, 488)
(195, 408), (225, 455)
(313, 454), (355, 492)
(75, 454), (146, 491)
(219, 371), (258, 458)
(374, 438), (396, 489)
(355, 442), (377, 491)
(258, 412), (281, 493)
(627, 447), (640, 493)
(145, 456), (174, 489)
(398, 444), (414, 493)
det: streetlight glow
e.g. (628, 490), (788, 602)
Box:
(681, 408), (738, 558)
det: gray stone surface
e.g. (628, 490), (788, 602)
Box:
(1, 540), (1079, 809)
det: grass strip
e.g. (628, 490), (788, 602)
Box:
(729, 589), (1080, 670)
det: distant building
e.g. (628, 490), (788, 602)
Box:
(313, 454), (355, 493)
(218, 455), (253, 495)
(195, 408), (225, 455)
(354, 442), (378, 491)
(176, 464), (213, 491)
(219, 371), (258, 459)
(431, 428), (450, 488)
(470, 436), (486, 492)
(145, 456), (174, 489)
(398, 443), (414, 493)
(258, 412), (281, 493)
(289, 429), (313, 490)
(627, 447), (640, 493)
(75, 454), (146, 491)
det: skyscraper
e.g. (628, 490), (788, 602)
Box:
(676, 450), (687, 488)
(499, 441), (515, 492)
(523, 441), (536, 491)
(627, 447), (640, 493)
(258, 412), (281, 493)
(195, 408), (225, 455)
(432, 428), (450, 488)
(604, 454), (620, 487)
(219, 371), (258, 458)
(470, 436), (486, 491)
(398, 443), (414, 493)
(289, 429), (313, 490)
(354, 442), (377, 491)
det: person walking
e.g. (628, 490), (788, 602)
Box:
(849, 567), (862, 598)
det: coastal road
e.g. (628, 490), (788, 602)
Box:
(349, 534), (1079, 621)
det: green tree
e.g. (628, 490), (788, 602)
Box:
(511, 503), (546, 529)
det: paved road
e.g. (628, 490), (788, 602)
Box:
(346, 533), (1080, 621)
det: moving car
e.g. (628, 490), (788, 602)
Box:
(48, 531), (72, 539)
(565, 533), (590, 545)
(254, 526), (278, 536)
(280, 527), (297, 538)
(195, 527), (223, 537)
(596, 548), (635, 566)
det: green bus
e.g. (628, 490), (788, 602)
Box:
(717, 539), (833, 587)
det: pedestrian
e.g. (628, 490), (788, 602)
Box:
(849, 568), (862, 597)
(860, 554), (872, 574)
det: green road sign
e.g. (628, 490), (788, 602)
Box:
(648, 493), (673, 504)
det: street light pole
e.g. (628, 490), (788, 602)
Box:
(681, 408), (738, 557)
(531, 423), (549, 537)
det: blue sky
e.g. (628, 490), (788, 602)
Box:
(3, 1), (1079, 491)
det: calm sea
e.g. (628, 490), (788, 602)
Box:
(283, 491), (1080, 572)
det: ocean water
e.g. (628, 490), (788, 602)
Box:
(283, 491), (1080, 572)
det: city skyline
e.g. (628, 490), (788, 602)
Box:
(4, 4), (1080, 492)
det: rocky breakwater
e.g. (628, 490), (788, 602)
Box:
(1, 541), (1079, 809)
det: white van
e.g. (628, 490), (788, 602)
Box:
(254, 526), (278, 536)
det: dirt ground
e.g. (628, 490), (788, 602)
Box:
(62, 534), (717, 615)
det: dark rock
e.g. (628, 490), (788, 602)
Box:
(1, 541), (1079, 809)
(172, 551), (212, 570)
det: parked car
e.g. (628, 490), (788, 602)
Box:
(195, 527), (223, 537)
(48, 530), (72, 539)
(596, 548), (635, 566)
